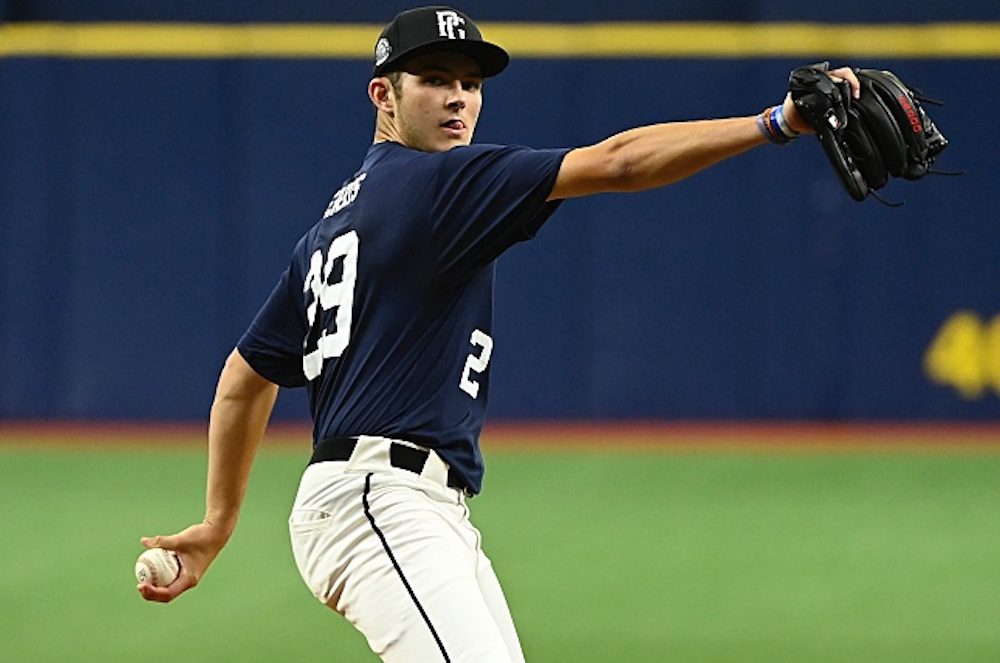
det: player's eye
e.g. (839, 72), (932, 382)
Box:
(462, 80), (482, 92)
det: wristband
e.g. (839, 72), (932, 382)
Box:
(773, 105), (800, 139)
(757, 106), (790, 145)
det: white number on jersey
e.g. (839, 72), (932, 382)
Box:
(303, 230), (359, 381)
(459, 329), (493, 398)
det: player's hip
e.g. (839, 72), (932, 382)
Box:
(288, 443), (478, 606)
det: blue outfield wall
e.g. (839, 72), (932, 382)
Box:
(1, 5), (999, 422)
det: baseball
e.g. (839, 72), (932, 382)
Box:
(135, 548), (181, 587)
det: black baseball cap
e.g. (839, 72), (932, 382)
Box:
(373, 6), (509, 78)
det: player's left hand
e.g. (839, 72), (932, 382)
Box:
(136, 521), (231, 603)
(781, 66), (861, 135)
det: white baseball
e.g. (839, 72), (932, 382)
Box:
(135, 548), (181, 587)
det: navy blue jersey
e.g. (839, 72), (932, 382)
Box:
(237, 141), (568, 493)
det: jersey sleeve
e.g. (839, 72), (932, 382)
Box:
(429, 144), (569, 277)
(236, 241), (309, 388)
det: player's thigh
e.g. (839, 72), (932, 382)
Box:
(475, 549), (526, 663)
(288, 470), (370, 605)
(343, 478), (517, 663)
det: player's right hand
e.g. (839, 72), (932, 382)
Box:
(136, 521), (231, 603)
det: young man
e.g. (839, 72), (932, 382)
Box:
(138, 6), (860, 662)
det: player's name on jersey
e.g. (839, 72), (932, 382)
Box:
(324, 173), (367, 219)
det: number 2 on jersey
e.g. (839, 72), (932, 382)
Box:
(460, 329), (493, 398)
(303, 230), (359, 381)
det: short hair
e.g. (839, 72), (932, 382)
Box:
(386, 70), (404, 97)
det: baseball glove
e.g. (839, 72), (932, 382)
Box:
(789, 62), (950, 202)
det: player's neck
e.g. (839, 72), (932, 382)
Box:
(373, 113), (406, 147)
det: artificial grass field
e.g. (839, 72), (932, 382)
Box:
(2, 431), (999, 662)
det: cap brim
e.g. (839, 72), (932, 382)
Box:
(376, 40), (509, 78)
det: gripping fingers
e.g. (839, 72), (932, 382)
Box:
(136, 546), (197, 603)
(137, 572), (195, 603)
(136, 523), (228, 603)
(141, 534), (175, 550)
(829, 67), (861, 99)
(136, 533), (196, 602)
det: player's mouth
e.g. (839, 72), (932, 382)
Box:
(440, 118), (466, 137)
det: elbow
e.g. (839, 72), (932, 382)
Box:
(614, 158), (652, 193)
(604, 152), (636, 191)
(557, 138), (658, 199)
(593, 142), (635, 191)
(596, 141), (659, 193)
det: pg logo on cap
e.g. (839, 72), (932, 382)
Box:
(374, 38), (392, 67)
(436, 10), (466, 39)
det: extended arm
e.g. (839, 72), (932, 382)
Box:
(549, 68), (860, 201)
(138, 349), (278, 603)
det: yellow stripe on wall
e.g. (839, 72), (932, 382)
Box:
(0, 23), (378, 58)
(1, 22), (999, 59)
(493, 22), (1000, 58)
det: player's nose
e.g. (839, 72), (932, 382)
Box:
(445, 82), (466, 109)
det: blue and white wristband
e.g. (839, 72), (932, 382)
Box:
(757, 105), (800, 145)
(772, 105), (800, 140)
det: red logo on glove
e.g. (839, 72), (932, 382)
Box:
(898, 95), (922, 133)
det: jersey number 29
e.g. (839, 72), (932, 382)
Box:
(303, 230), (358, 381)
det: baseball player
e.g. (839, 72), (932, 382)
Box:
(138, 6), (861, 662)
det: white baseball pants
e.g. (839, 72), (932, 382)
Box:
(289, 436), (525, 663)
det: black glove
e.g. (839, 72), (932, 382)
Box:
(789, 62), (949, 202)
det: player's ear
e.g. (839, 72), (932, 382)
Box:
(369, 78), (395, 116)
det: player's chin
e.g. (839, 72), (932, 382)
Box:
(428, 140), (472, 152)
(437, 129), (473, 149)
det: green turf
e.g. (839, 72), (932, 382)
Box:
(1, 444), (999, 662)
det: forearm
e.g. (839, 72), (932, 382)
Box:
(552, 115), (766, 199)
(136, 350), (277, 603)
(203, 349), (279, 537)
(602, 116), (765, 191)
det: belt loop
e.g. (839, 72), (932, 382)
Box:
(347, 435), (392, 472)
(420, 450), (449, 486)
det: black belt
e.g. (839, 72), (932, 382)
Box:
(309, 436), (469, 493)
